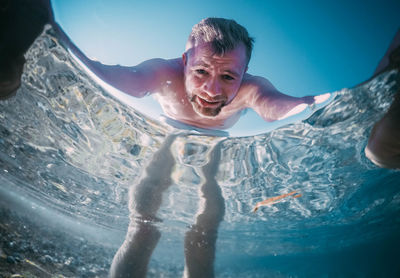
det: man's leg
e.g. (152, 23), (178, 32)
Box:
(110, 134), (178, 278)
(184, 140), (225, 278)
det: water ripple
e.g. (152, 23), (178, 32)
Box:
(0, 26), (399, 259)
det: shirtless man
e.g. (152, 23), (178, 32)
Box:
(57, 18), (330, 130)
(80, 18), (330, 278)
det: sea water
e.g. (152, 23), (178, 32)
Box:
(0, 26), (399, 277)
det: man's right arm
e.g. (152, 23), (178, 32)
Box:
(53, 23), (169, 98)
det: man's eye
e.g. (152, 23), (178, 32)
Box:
(222, 75), (234, 81)
(195, 69), (207, 75)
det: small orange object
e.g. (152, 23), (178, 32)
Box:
(253, 191), (300, 212)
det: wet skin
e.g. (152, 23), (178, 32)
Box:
(54, 23), (329, 130)
(142, 43), (329, 130)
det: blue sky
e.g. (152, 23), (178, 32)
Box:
(52, 0), (400, 97)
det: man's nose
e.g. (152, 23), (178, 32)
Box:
(203, 77), (222, 97)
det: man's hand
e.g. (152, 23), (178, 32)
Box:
(276, 93), (331, 120)
(314, 93), (331, 104)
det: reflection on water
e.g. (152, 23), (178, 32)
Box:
(110, 134), (225, 277)
(1, 26), (400, 277)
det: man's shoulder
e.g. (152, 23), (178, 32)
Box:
(140, 58), (182, 85)
(147, 58), (183, 74)
(237, 74), (268, 102)
(236, 73), (287, 111)
(239, 74), (279, 96)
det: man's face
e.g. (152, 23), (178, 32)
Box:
(183, 43), (248, 117)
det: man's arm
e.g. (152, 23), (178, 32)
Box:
(243, 74), (330, 121)
(52, 24), (171, 98)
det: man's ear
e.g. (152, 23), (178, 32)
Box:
(182, 53), (187, 66)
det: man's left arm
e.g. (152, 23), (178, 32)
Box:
(243, 74), (330, 121)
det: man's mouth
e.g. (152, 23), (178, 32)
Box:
(195, 95), (225, 109)
(189, 93), (227, 117)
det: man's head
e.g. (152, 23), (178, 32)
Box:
(183, 18), (254, 117)
(186, 18), (254, 65)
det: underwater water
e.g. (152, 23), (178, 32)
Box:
(1, 26), (400, 277)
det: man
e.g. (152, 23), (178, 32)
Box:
(57, 18), (330, 130)
(95, 18), (329, 277)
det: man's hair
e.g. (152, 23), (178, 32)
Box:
(187, 18), (254, 64)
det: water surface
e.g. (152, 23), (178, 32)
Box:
(1, 26), (399, 277)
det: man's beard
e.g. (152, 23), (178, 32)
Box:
(190, 94), (226, 117)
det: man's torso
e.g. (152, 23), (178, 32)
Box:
(151, 58), (249, 130)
